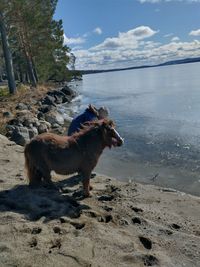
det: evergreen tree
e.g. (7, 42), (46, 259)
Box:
(0, 10), (16, 94)
(0, 0), (72, 90)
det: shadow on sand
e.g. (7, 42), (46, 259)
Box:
(0, 174), (91, 222)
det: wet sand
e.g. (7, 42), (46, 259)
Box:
(95, 151), (200, 197)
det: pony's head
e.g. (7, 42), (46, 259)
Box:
(100, 119), (124, 148)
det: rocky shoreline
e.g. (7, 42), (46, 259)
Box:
(3, 84), (77, 146)
(0, 134), (199, 267)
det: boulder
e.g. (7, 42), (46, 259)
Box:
(47, 90), (67, 104)
(61, 86), (77, 101)
(45, 111), (64, 126)
(38, 104), (56, 114)
(37, 120), (51, 134)
(41, 95), (56, 106)
(10, 126), (30, 146)
(28, 127), (38, 139)
(3, 111), (13, 118)
(15, 103), (29, 110)
(5, 125), (16, 135)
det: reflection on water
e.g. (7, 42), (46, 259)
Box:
(67, 63), (200, 196)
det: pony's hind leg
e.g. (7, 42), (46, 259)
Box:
(81, 170), (92, 197)
(41, 166), (56, 189)
(29, 169), (42, 187)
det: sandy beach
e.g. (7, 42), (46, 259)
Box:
(0, 133), (199, 267)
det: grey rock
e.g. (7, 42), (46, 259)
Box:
(51, 123), (60, 128)
(3, 111), (13, 118)
(38, 123), (48, 134)
(38, 120), (51, 129)
(38, 104), (56, 114)
(22, 117), (38, 128)
(8, 118), (22, 126)
(41, 95), (56, 106)
(37, 112), (45, 120)
(10, 126), (30, 146)
(45, 111), (64, 126)
(15, 103), (29, 110)
(29, 127), (38, 139)
(47, 90), (66, 104)
(61, 86), (77, 100)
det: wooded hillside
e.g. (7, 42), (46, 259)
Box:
(0, 0), (74, 94)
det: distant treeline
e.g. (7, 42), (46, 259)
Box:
(81, 57), (200, 75)
(0, 0), (79, 94)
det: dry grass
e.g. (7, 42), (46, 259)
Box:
(0, 83), (58, 135)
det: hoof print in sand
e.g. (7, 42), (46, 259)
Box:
(159, 229), (173, 235)
(98, 195), (114, 202)
(118, 219), (129, 226)
(131, 206), (143, 213)
(29, 237), (37, 248)
(70, 222), (85, 230)
(59, 217), (67, 223)
(82, 210), (113, 223)
(139, 236), (152, 250)
(53, 226), (62, 234)
(98, 214), (113, 223)
(143, 254), (159, 266)
(102, 205), (113, 212)
(82, 210), (98, 218)
(106, 184), (121, 193)
(31, 227), (42, 235)
(50, 238), (62, 250)
(132, 217), (142, 225)
(170, 223), (181, 230)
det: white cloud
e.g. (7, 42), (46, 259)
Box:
(90, 26), (158, 51)
(93, 27), (102, 35)
(171, 36), (180, 42)
(63, 34), (85, 46)
(139, 0), (160, 3)
(68, 26), (200, 70)
(189, 29), (200, 36)
(164, 33), (174, 37)
(73, 38), (200, 70)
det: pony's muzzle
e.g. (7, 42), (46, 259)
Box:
(112, 128), (124, 147)
(117, 137), (124, 146)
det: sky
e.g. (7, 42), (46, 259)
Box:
(54, 0), (200, 70)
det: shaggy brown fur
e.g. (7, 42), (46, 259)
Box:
(24, 119), (123, 197)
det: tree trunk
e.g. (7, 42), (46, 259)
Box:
(0, 12), (16, 94)
(26, 56), (37, 87)
(32, 60), (38, 82)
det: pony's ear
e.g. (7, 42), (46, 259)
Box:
(88, 104), (98, 116)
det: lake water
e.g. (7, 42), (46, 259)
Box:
(64, 62), (200, 196)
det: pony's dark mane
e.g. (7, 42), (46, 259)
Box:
(70, 119), (114, 141)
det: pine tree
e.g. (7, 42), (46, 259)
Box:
(0, 10), (16, 94)
(0, 0), (72, 90)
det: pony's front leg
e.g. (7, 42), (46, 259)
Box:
(82, 171), (92, 197)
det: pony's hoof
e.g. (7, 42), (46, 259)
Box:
(29, 182), (41, 188)
(43, 182), (57, 190)
(89, 185), (93, 191)
(83, 191), (92, 198)
(91, 173), (96, 178)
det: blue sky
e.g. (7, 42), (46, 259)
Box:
(54, 0), (200, 70)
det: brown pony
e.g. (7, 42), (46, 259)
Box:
(24, 119), (123, 197)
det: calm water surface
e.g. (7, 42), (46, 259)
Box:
(67, 63), (200, 196)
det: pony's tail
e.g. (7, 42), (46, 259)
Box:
(24, 143), (36, 185)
